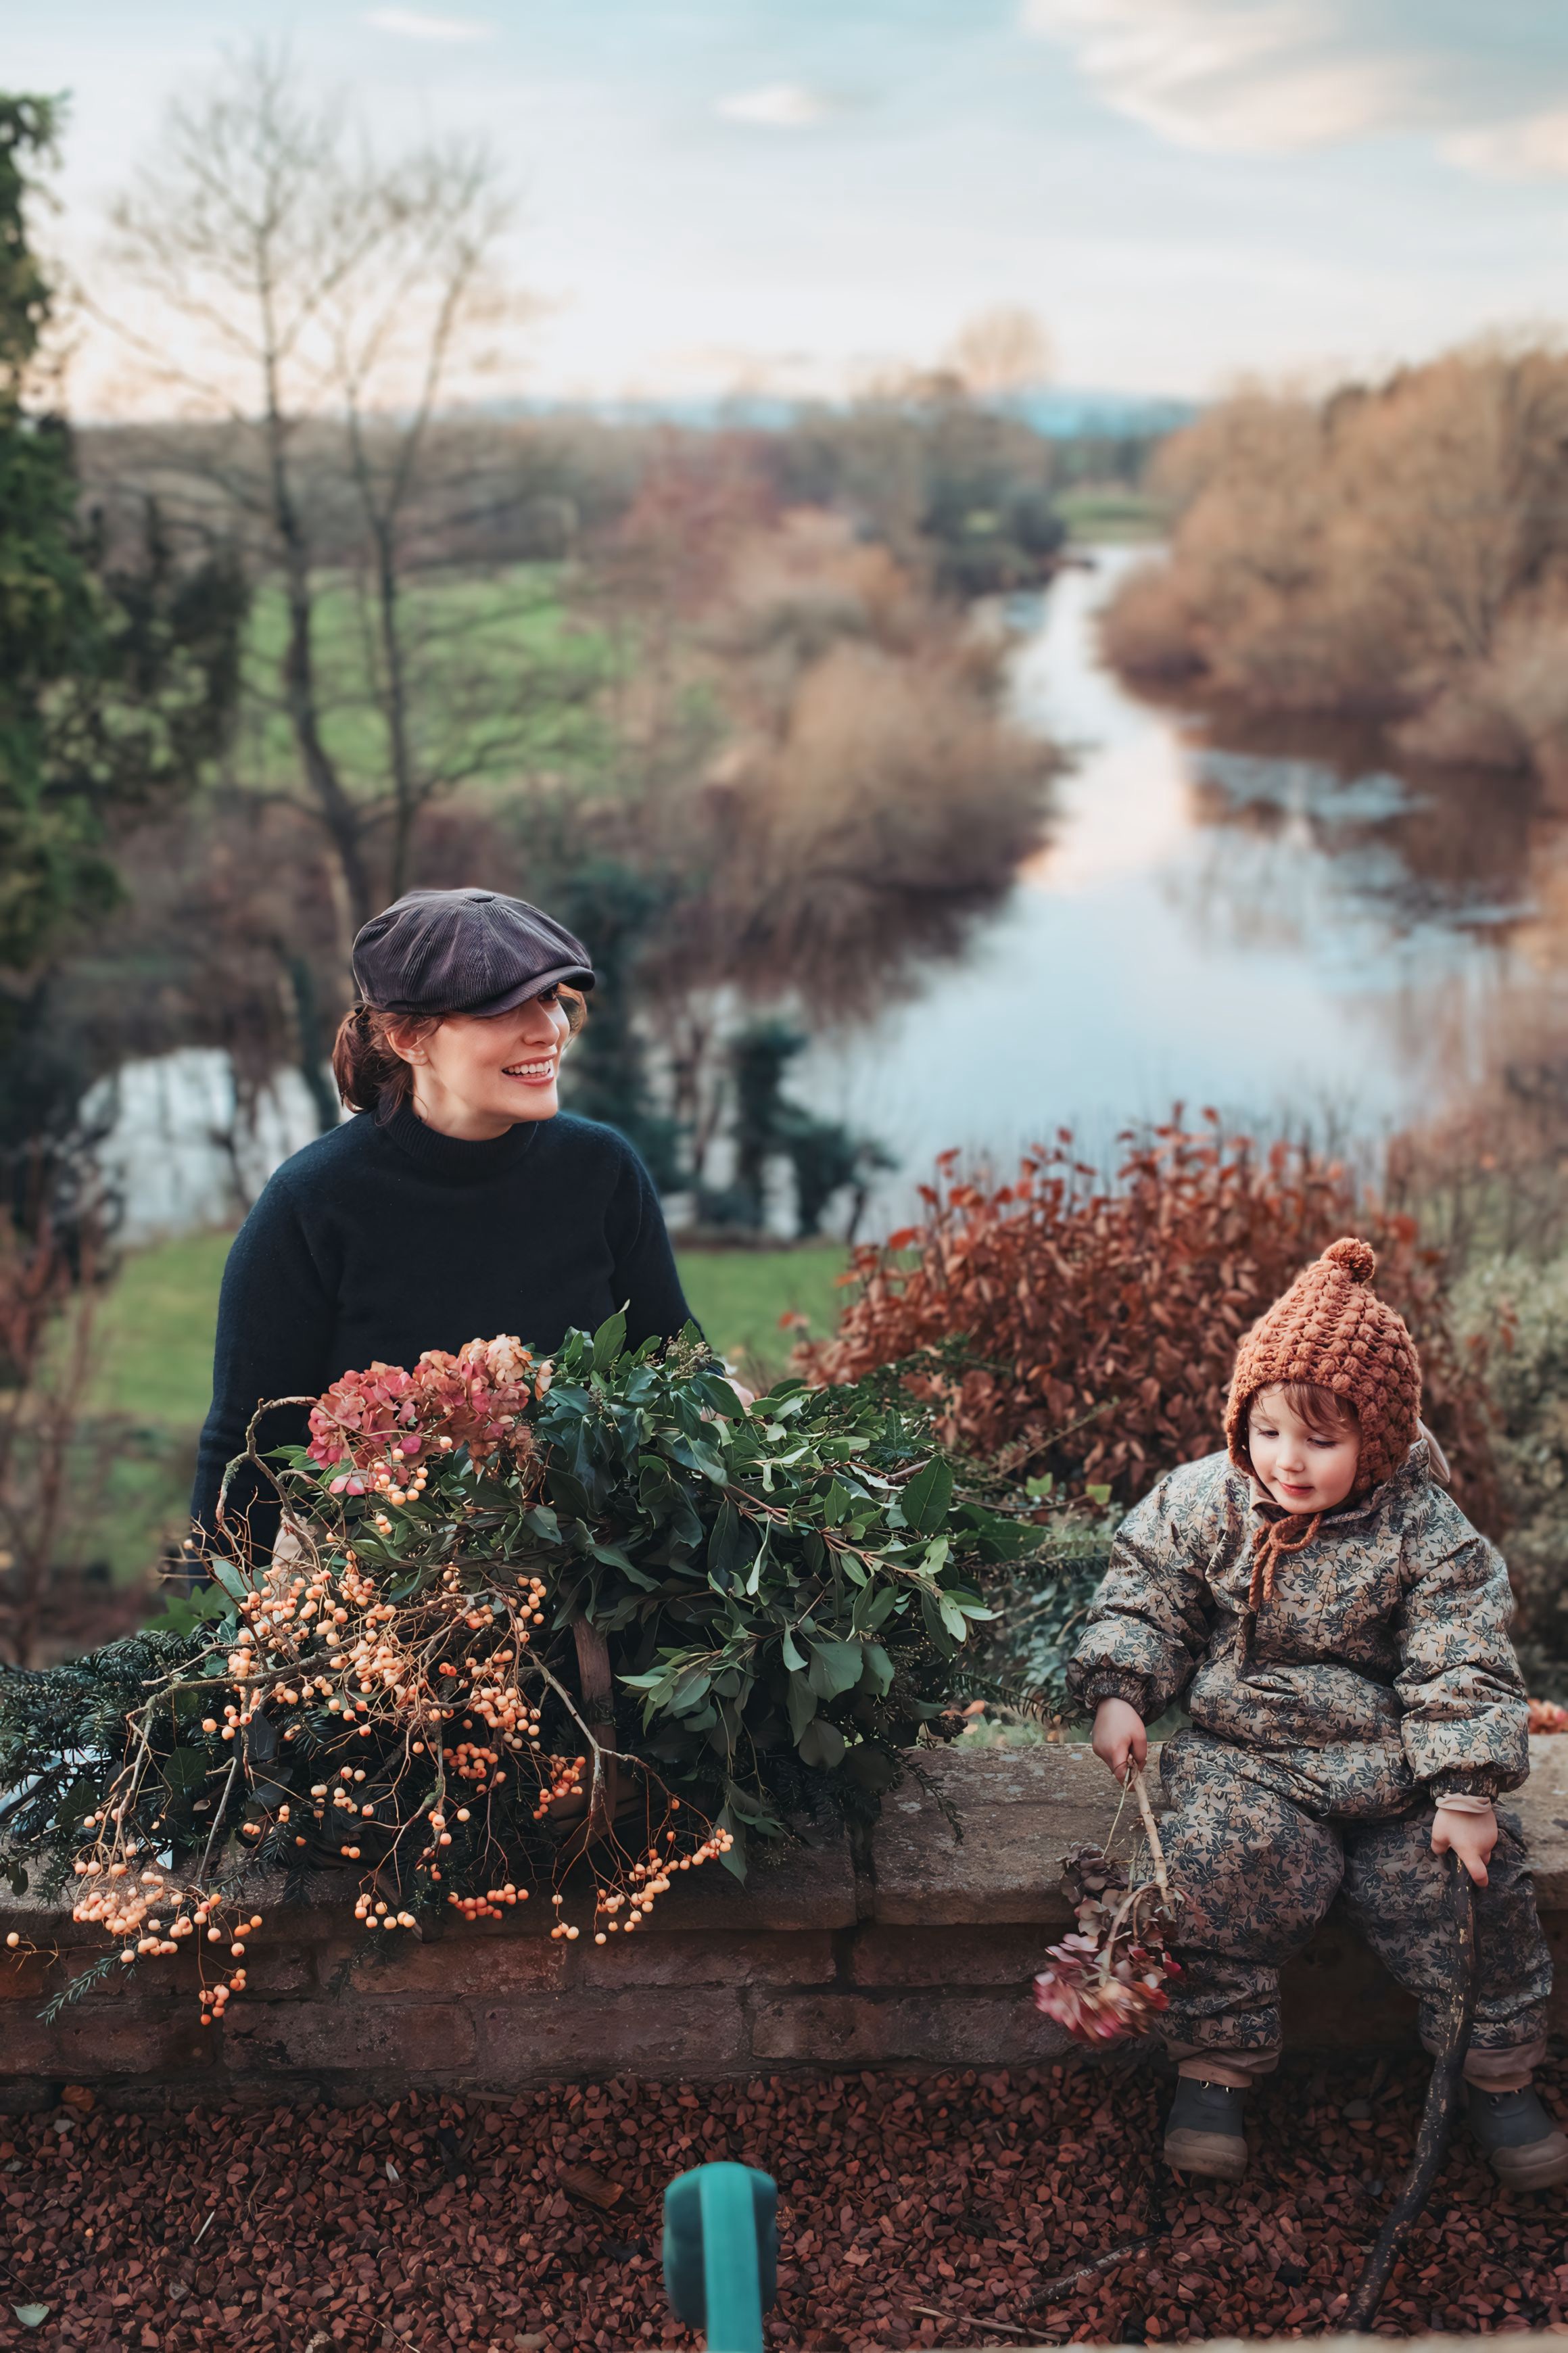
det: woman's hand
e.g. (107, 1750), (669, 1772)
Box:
(1431, 1804), (1497, 1886)
(1092, 1696), (1148, 1784)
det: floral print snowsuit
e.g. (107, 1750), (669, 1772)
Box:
(1067, 1442), (1552, 2077)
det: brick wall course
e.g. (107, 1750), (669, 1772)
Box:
(2, 1742), (1564, 2107)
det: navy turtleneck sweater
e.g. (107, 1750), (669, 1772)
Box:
(191, 1102), (692, 1542)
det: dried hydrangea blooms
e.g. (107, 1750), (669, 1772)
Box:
(1033, 1839), (1182, 2045)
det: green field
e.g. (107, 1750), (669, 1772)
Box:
(238, 564), (618, 803)
(93, 1227), (852, 1432)
(1055, 485), (1168, 543)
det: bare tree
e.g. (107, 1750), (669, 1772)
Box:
(97, 48), (531, 935)
(943, 306), (1055, 400)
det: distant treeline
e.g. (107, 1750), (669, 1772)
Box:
(80, 399), (1156, 600)
(1101, 342), (1568, 795)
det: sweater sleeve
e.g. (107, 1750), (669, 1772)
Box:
(190, 1175), (336, 1552)
(1395, 1519), (1529, 1797)
(1066, 1461), (1224, 1721)
(602, 1136), (695, 1350)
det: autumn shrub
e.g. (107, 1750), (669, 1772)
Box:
(1101, 347), (1568, 769)
(800, 1116), (1499, 1531)
(1454, 1255), (1568, 1671)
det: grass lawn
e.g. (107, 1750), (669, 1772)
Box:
(675, 1241), (853, 1390)
(91, 1229), (855, 1437)
(239, 563), (619, 801)
(1056, 485), (1168, 543)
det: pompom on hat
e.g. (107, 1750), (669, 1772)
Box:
(1225, 1235), (1422, 1498)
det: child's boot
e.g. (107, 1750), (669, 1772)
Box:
(1466, 2086), (1568, 2192)
(1164, 2078), (1248, 2181)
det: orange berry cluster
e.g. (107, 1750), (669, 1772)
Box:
(531, 1755), (588, 1823)
(448, 1882), (530, 1920)
(586, 1821), (733, 1944)
(353, 1893), (419, 1931)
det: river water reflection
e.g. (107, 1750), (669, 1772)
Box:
(795, 545), (1568, 1216)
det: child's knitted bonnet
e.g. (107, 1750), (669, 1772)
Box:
(1224, 1235), (1422, 1498)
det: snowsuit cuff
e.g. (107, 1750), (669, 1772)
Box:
(1433, 1793), (1494, 1817)
(1429, 1765), (1506, 1802)
(1081, 1671), (1148, 1716)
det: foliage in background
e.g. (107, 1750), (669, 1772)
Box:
(801, 1116), (1500, 1530)
(1454, 1256), (1568, 1675)
(0, 92), (247, 1247)
(0, 96), (245, 984)
(0, 1201), (165, 1667)
(1101, 348), (1568, 794)
(0, 1318), (1047, 2012)
(960, 1519), (1115, 1724)
(696, 1020), (895, 1241)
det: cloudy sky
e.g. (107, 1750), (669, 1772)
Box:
(15, 0), (1568, 405)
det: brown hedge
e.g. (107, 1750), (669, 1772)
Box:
(799, 1116), (1500, 1534)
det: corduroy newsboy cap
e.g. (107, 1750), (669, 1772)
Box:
(351, 887), (595, 1018)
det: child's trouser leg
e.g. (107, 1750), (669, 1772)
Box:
(1158, 1744), (1344, 2081)
(1339, 1807), (1552, 2086)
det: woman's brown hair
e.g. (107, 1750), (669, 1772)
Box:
(331, 1005), (436, 1116)
(331, 991), (588, 1118)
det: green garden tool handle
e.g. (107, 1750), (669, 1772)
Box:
(663, 2160), (778, 2352)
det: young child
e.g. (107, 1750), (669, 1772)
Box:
(1067, 1236), (1565, 2190)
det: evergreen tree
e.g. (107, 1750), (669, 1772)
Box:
(0, 93), (245, 978)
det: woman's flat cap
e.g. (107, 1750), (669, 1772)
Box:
(352, 887), (596, 1018)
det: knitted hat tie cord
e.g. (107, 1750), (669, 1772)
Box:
(1248, 1508), (1323, 1613)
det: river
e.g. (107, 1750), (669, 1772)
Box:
(794, 545), (1568, 1218)
(94, 545), (1568, 1241)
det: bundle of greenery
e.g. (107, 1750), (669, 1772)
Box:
(1, 1318), (1042, 2019)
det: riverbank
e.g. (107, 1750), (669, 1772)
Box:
(1099, 348), (1568, 798)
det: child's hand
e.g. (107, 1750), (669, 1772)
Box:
(1431, 1805), (1497, 1886)
(1092, 1696), (1148, 1784)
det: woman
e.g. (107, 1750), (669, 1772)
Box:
(191, 886), (696, 1551)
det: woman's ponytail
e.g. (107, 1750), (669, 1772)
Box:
(330, 1004), (435, 1116)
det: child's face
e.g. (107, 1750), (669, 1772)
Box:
(1247, 1385), (1360, 1513)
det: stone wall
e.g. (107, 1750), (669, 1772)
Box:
(4, 1742), (1567, 2111)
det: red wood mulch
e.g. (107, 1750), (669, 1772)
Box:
(2, 2052), (1567, 2350)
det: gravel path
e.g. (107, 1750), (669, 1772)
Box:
(3, 2054), (1566, 2349)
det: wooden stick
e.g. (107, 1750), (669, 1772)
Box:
(1028, 2236), (1155, 2309)
(1126, 1760), (1171, 1905)
(908, 2306), (1032, 2338)
(1345, 1853), (1477, 2331)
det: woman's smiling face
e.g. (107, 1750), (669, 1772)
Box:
(1247, 1383), (1361, 1514)
(389, 990), (573, 1140)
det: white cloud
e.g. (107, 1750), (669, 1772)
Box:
(1443, 108), (1568, 181)
(1020, 0), (1430, 155)
(362, 8), (493, 42)
(715, 82), (839, 130)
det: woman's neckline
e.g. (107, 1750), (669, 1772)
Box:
(379, 1097), (543, 1183)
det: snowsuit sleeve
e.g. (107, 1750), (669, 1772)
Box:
(1066, 1458), (1227, 1722)
(1395, 1511), (1530, 1799)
